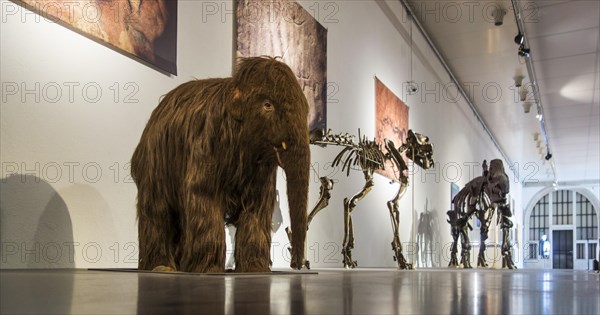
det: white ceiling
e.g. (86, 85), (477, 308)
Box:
(407, 0), (599, 185)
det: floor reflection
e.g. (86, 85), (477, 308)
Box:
(2, 268), (599, 314)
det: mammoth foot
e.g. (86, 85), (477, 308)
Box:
(152, 265), (176, 272)
(344, 260), (358, 269)
(461, 254), (472, 269)
(448, 255), (460, 267)
(503, 255), (517, 269)
(477, 255), (488, 268)
(291, 260), (311, 270)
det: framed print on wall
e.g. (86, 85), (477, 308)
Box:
(375, 77), (409, 180)
(13, 0), (178, 75)
(236, 0), (327, 130)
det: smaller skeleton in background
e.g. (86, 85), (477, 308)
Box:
(447, 159), (517, 269)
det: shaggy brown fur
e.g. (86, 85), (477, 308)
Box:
(131, 57), (310, 272)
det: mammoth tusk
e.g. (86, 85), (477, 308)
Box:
(274, 147), (284, 167)
(282, 142), (287, 151)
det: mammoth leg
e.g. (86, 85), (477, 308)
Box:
(137, 192), (179, 271)
(235, 172), (277, 273)
(235, 210), (272, 272)
(179, 193), (226, 273)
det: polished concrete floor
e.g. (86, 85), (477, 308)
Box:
(1, 268), (599, 314)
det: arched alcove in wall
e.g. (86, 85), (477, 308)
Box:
(523, 187), (599, 270)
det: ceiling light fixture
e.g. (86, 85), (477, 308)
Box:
(519, 86), (528, 102)
(518, 44), (530, 57)
(514, 75), (524, 87)
(493, 8), (507, 26)
(514, 33), (524, 45)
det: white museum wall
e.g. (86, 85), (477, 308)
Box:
(1, 0), (523, 269)
(0, 0), (233, 268)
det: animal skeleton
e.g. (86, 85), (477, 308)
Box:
(447, 160), (517, 269)
(299, 128), (434, 269)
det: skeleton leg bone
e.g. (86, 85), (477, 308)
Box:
(459, 223), (473, 269)
(477, 211), (490, 268)
(387, 181), (411, 270)
(499, 205), (517, 269)
(341, 171), (374, 268)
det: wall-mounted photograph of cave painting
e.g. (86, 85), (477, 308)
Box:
(236, 0), (327, 130)
(375, 77), (409, 180)
(12, 0), (178, 75)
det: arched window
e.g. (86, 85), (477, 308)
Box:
(575, 193), (598, 260)
(526, 189), (599, 268)
(553, 190), (572, 225)
(528, 194), (549, 259)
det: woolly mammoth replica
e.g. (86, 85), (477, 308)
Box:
(287, 129), (434, 269)
(447, 159), (517, 269)
(131, 57), (310, 273)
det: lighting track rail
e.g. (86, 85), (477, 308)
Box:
(398, 0), (516, 179)
(510, 0), (557, 183)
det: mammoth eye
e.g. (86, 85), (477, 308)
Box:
(263, 100), (274, 112)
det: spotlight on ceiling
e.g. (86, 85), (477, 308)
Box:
(522, 102), (533, 113)
(514, 75), (525, 87)
(514, 33), (524, 45)
(493, 8), (507, 26)
(518, 45), (531, 57)
(519, 87), (528, 102)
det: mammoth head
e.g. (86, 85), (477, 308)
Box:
(229, 57), (309, 165)
(229, 56), (310, 269)
(405, 129), (434, 169)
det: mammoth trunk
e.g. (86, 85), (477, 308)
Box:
(282, 145), (310, 269)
